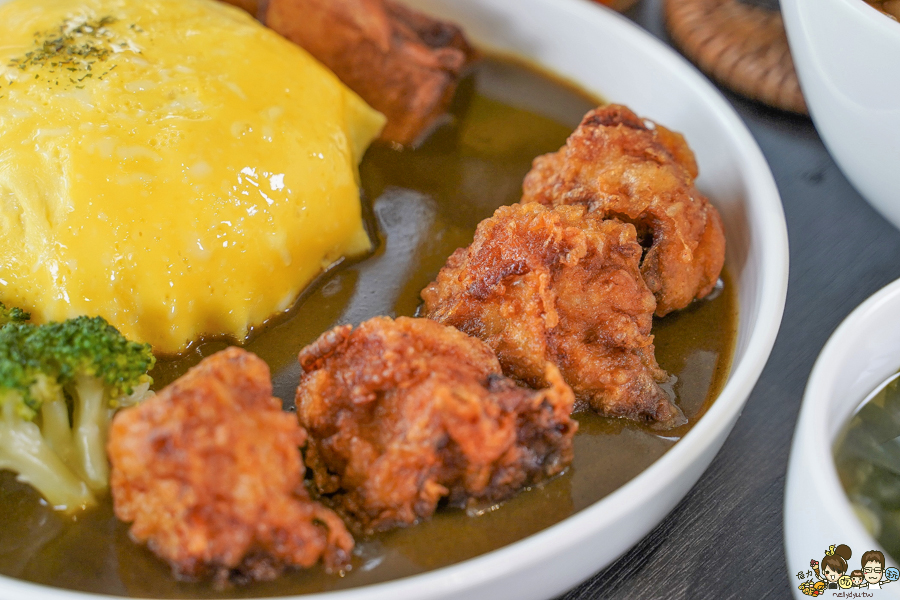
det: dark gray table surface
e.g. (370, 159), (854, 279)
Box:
(560, 1), (900, 598)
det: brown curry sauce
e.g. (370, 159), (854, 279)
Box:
(0, 56), (736, 598)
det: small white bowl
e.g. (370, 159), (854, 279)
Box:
(785, 278), (900, 599)
(0, 0), (788, 598)
(781, 0), (900, 231)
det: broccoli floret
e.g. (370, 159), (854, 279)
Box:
(0, 316), (155, 512)
(0, 324), (93, 510)
(0, 302), (30, 327)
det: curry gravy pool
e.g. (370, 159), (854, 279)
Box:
(0, 56), (737, 598)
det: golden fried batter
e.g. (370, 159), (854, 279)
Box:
(296, 316), (576, 535)
(422, 202), (684, 428)
(522, 104), (725, 316)
(108, 347), (353, 584)
(267, 0), (477, 146)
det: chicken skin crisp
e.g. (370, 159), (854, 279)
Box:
(522, 104), (726, 316)
(296, 316), (577, 535)
(108, 347), (353, 584)
(422, 203), (684, 429)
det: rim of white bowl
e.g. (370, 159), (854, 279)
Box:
(795, 278), (900, 555)
(0, 1), (788, 599)
(833, 0), (900, 37)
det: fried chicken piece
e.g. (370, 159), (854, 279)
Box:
(296, 316), (576, 535)
(422, 202), (684, 429)
(108, 347), (353, 584)
(267, 0), (478, 146)
(522, 104), (726, 316)
(219, 0), (260, 17)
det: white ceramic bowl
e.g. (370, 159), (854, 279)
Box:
(0, 0), (788, 598)
(781, 0), (900, 231)
(785, 279), (900, 599)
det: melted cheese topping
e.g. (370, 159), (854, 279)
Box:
(0, 0), (384, 353)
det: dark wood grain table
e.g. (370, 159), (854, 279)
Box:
(560, 1), (900, 598)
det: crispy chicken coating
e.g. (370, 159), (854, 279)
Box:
(296, 316), (576, 535)
(522, 104), (726, 316)
(267, 0), (478, 146)
(422, 202), (684, 429)
(108, 347), (353, 584)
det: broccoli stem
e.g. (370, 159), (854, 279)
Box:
(71, 374), (110, 491)
(40, 397), (75, 466)
(32, 374), (77, 468)
(0, 403), (95, 511)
